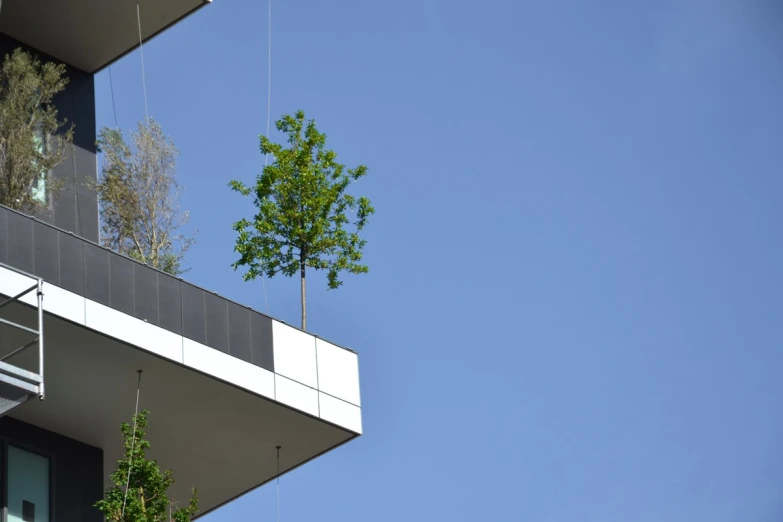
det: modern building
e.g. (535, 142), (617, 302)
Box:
(0, 1), (362, 520)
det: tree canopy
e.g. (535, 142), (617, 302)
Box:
(95, 409), (198, 522)
(0, 48), (73, 212)
(95, 119), (194, 275)
(230, 110), (374, 329)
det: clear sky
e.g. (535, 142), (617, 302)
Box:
(96, 0), (783, 520)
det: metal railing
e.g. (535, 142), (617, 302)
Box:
(0, 261), (44, 401)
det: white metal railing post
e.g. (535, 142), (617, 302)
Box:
(37, 278), (44, 399)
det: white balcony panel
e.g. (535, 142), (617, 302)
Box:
(319, 393), (362, 434)
(316, 338), (361, 406)
(85, 300), (183, 363)
(272, 322), (318, 388)
(43, 284), (85, 325)
(0, 266), (37, 305)
(183, 338), (275, 400)
(275, 375), (319, 417)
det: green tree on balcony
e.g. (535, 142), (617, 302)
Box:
(96, 409), (198, 522)
(230, 110), (375, 330)
(0, 48), (73, 211)
(95, 119), (194, 276)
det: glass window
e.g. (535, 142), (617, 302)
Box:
(31, 128), (47, 204)
(7, 445), (50, 522)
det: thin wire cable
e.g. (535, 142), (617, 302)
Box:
(276, 446), (281, 522)
(259, 0), (272, 316)
(108, 66), (119, 128)
(264, 0), (272, 161)
(121, 370), (144, 519)
(136, 1), (149, 121)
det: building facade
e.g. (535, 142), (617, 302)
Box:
(0, 1), (362, 520)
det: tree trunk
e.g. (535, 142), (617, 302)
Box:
(300, 263), (306, 330)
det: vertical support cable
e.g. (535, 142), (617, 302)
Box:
(264, 0), (272, 159)
(121, 370), (144, 519)
(136, 1), (149, 121)
(108, 66), (119, 128)
(36, 279), (44, 399)
(276, 445), (281, 522)
(260, 0), (273, 315)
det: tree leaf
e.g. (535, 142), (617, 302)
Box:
(230, 111), (375, 328)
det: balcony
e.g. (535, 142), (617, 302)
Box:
(0, 204), (362, 517)
(0, 0), (210, 73)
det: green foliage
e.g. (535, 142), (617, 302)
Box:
(95, 410), (198, 522)
(230, 110), (374, 329)
(0, 47), (73, 212)
(94, 119), (194, 276)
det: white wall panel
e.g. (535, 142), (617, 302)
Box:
(43, 284), (85, 325)
(316, 339), (360, 406)
(272, 322), (318, 388)
(85, 300), (183, 363)
(275, 375), (319, 417)
(0, 266), (37, 306)
(183, 338), (275, 399)
(319, 393), (362, 434)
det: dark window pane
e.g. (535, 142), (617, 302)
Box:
(33, 221), (59, 284)
(250, 312), (274, 372)
(204, 292), (228, 353)
(158, 273), (182, 335)
(133, 264), (158, 324)
(109, 254), (134, 316)
(227, 302), (251, 362)
(58, 233), (84, 295)
(181, 283), (205, 344)
(7, 211), (34, 274)
(84, 243), (109, 305)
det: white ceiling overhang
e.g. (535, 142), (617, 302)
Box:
(0, 300), (356, 518)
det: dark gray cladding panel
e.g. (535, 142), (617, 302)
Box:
(58, 232), (84, 295)
(109, 254), (134, 316)
(50, 40), (98, 243)
(0, 33), (98, 243)
(182, 282), (206, 344)
(76, 191), (98, 241)
(205, 291), (229, 353)
(227, 301), (251, 362)
(158, 273), (182, 335)
(64, 76), (97, 152)
(133, 263), (159, 324)
(0, 206), (7, 264)
(251, 312), (275, 372)
(84, 242), (110, 305)
(0, 417), (103, 522)
(53, 187), (77, 237)
(33, 220), (59, 284)
(7, 210), (34, 274)
(0, 207), (295, 376)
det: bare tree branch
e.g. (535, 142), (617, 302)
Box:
(93, 119), (195, 276)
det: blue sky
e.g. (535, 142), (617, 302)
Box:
(96, 0), (783, 520)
